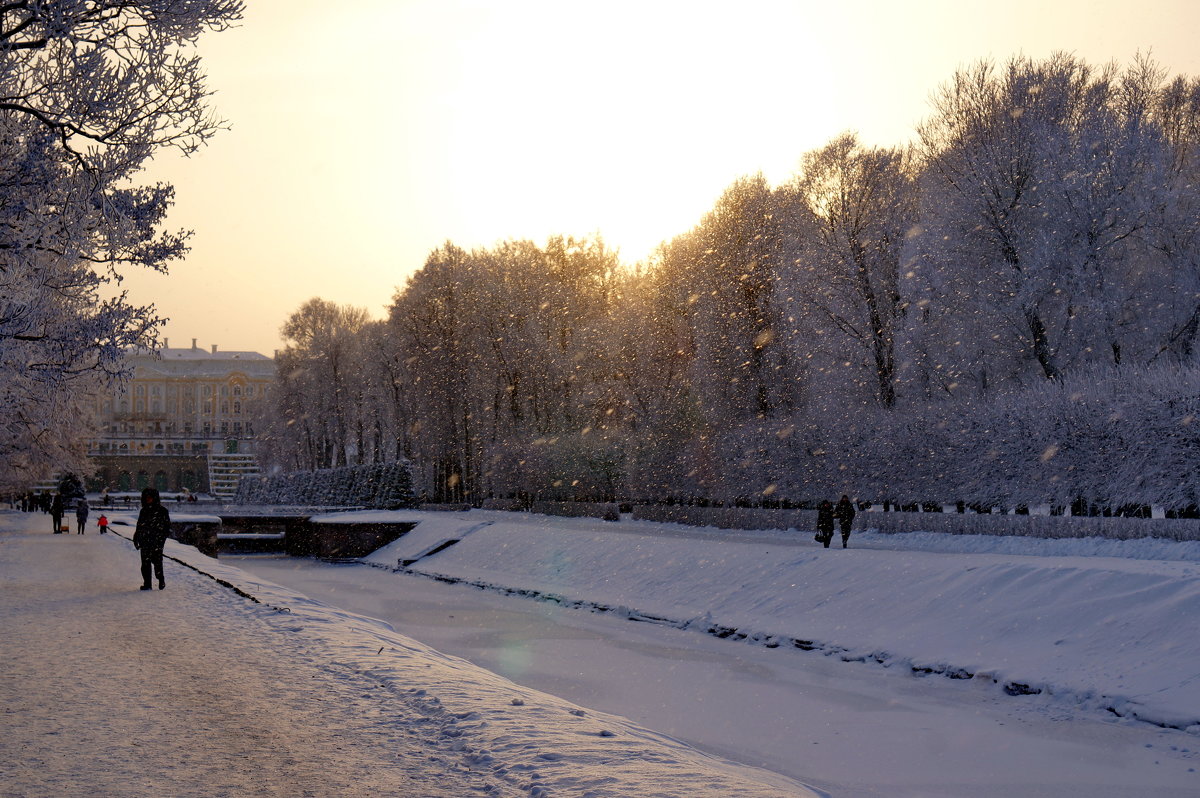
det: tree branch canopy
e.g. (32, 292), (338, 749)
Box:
(0, 0), (242, 487)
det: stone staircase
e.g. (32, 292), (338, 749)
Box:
(207, 453), (260, 501)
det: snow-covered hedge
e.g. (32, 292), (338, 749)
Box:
(864, 510), (1200, 542)
(631, 503), (1200, 541)
(632, 505), (818, 532)
(234, 462), (413, 509)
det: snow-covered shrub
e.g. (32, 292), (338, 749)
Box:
(234, 462), (413, 509)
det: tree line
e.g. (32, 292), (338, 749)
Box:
(258, 54), (1200, 512)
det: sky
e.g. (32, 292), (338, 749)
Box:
(124, 0), (1200, 357)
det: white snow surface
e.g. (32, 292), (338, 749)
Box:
(357, 509), (1200, 732)
(12, 506), (1200, 796)
(0, 510), (813, 797)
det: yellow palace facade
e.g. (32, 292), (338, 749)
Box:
(88, 339), (275, 499)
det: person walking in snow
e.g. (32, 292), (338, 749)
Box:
(50, 493), (64, 534)
(835, 495), (856, 548)
(816, 499), (835, 548)
(133, 487), (171, 590)
(97, 514), (109, 534)
(75, 496), (89, 534)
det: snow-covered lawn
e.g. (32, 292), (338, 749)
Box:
(272, 507), (1200, 795)
(347, 509), (1200, 732)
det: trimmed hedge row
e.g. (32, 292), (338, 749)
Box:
(234, 461), (414, 509)
(863, 509), (1200, 542)
(632, 505), (818, 531)
(632, 503), (1200, 542)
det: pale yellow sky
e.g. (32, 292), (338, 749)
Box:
(125, 0), (1200, 356)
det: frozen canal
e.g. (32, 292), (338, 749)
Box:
(229, 553), (1198, 798)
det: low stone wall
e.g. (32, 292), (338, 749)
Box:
(862, 510), (1200, 541)
(479, 498), (526, 512)
(291, 521), (417, 558)
(171, 520), (220, 558)
(632, 505), (818, 531)
(530, 501), (620, 522)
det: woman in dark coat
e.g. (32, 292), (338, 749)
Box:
(75, 497), (89, 534)
(835, 495), (856, 548)
(816, 500), (835, 548)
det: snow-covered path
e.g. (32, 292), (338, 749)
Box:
(0, 511), (814, 798)
(0, 527), (468, 797)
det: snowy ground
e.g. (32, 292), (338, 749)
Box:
(0, 510), (812, 798)
(343, 510), (1200, 730)
(12, 506), (1198, 796)
(270, 508), (1200, 796)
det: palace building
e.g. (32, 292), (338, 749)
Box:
(87, 339), (276, 499)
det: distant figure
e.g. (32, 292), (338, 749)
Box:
(835, 495), (856, 549)
(97, 514), (109, 534)
(75, 497), (90, 534)
(100, 488), (109, 506)
(816, 499), (835, 548)
(50, 493), (64, 534)
(133, 487), (171, 590)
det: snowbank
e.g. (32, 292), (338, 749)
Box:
(363, 510), (1200, 732)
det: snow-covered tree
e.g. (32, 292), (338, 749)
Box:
(909, 54), (1176, 393)
(252, 52), (1200, 513)
(0, 1), (242, 487)
(787, 133), (916, 408)
(259, 299), (371, 472)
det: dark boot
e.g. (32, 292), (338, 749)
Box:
(140, 585), (151, 590)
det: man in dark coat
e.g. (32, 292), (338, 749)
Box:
(816, 499), (835, 548)
(133, 487), (171, 590)
(835, 495), (856, 548)
(50, 493), (64, 533)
